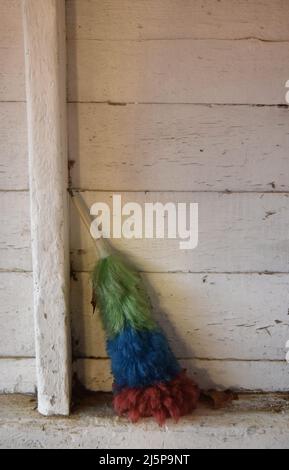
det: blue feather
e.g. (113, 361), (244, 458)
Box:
(107, 327), (181, 389)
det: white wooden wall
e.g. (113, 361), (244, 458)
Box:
(1, 0), (289, 397)
(0, 0), (35, 393)
(67, 0), (289, 392)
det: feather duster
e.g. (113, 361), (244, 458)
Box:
(72, 192), (200, 425)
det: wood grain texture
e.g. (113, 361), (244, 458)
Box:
(71, 272), (289, 361)
(0, 1), (25, 101)
(0, 103), (29, 190)
(0, 191), (31, 272)
(70, 192), (289, 273)
(69, 103), (289, 192)
(0, 359), (36, 394)
(0, 1), (24, 47)
(66, 0), (289, 41)
(23, 0), (71, 416)
(75, 358), (289, 392)
(0, 273), (34, 357)
(68, 39), (289, 104)
(0, 1), (33, 395)
(2, 394), (289, 449)
(66, 1), (289, 395)
(0, 45), (25, 102)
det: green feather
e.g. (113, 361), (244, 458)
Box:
(92, 255), (157, 338)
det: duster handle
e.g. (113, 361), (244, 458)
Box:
(70, 190), (111, 259)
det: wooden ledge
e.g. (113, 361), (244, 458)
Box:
(0, 393), (288, 449)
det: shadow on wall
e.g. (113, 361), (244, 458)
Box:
(71, 256), (220, 394)
(143, 273), (221, 390)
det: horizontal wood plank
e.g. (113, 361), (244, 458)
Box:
(0, 358), (36, 394)
(0, 0), (25, 101)
(0, 1), (25, 101)
(0, 273), (34, 357)
(1, 1), (24, 47)
(71, 273), (289, 361)
(0, 46), (25, 102)
(0, 192), (32, 272)
(0, 103), (29, 190)
(68, 40), (289, 104)
(75, 358), (289, 392)
(70, 192), (289, 273)
(66, 0), (289, 41)
(69, 103), (289, 192)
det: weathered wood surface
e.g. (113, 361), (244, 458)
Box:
(0, 103), (28, 190)
(0, 273), (34, 357)
(0, 1), (25, 101)
(69, 103), (289, 192)
(23, 0), (71, 416)
(0, 359), (35, 394)
(70, 192), (289, 273)
(71, 272), (289, 361)
(0, 1), (34, 396)
(0, 191), (31, 272)
(67, 0), (289, 41)
(0, 44), (25, 101)
(68, 40), (289, 104)
(75, 358), (289, 392)
(0, 1), (25, 100)
(0, 1), (24, 47)
(1, 394), (289, 449)
(66, 1), (289, 397)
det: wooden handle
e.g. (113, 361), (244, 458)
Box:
(70, 190), (111, 259)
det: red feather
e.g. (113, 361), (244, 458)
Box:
(113, 370), (200, 426)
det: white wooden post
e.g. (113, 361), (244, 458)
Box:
(22, 0), (71, 416)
